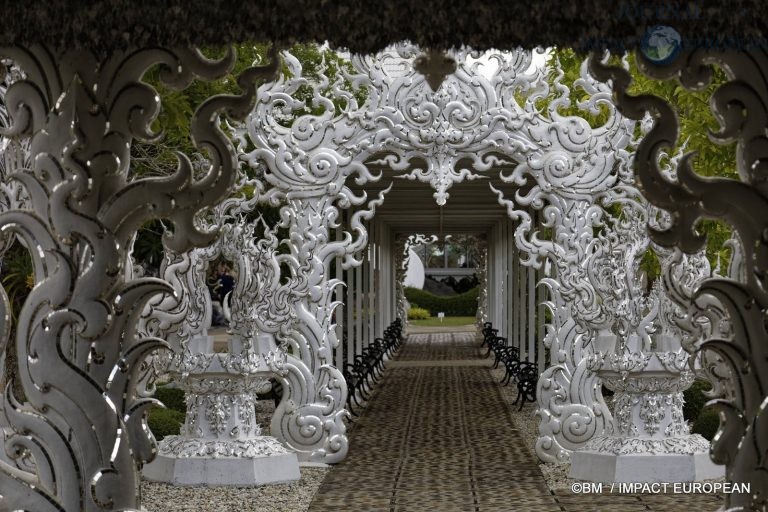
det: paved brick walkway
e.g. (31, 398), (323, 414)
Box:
(310, 332), (558, 511)
(309, 331), (725, 512)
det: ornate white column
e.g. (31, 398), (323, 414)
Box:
(486, 56), (636, 462)
(519, 198), (616, 463)
(471, 238), (489, 327)
(254, 191), (387, 463)
(141, 212), (300, 486)
(593, 53), (766, 507)
(0, 46), (276, 510)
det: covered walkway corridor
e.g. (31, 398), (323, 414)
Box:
(310, 330), (724, 512)
(311, 329), (557, 511)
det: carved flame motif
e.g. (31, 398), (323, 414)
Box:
(241, 44), (635, 208)
(0, 46), (277, 511)
(592, 50), (768, 511)
(238, 45), (638, 464)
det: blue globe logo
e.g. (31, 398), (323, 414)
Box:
(640, 25), (682, 65)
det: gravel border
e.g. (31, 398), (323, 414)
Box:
(142, 466), (329, 512)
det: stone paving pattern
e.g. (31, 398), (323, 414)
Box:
(396, 332), (484, 361)
(309, 331), (725, 512)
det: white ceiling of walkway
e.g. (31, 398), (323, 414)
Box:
(349, 172), (523, 236)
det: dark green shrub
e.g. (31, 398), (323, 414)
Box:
(147, 407), (185, 441)
(692, 408), (720, 441)
(454, 276), (478, 294)
(683, 379), (712, 423)
(155, 386), (186, 414)
(404, 287), (479, 316)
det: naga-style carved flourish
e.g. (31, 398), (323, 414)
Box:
(0, 46), (277, 511)
(592, 50), (768, 510)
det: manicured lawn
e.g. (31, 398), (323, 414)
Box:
(409, 316), (477, 327)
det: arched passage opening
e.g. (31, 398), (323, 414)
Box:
(0, 22), (763, 509)
(234, 43), (642, 466)
(336, 173), (546, 372)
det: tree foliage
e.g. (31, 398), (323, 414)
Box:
(548, 48), (737, 278)
(128, 43), (362, 271)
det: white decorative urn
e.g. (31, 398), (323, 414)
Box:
(140, 216), (301, 486)
(143, 332), (299, 486)
(570, 333), (723, 483)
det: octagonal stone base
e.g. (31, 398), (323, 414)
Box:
(142, 437), (300, 486)
(570, 437), (724, 483)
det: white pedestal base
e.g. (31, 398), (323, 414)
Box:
(570, 438), (724, 483)
(142, 436), (301, 486)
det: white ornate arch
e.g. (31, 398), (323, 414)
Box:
(236, 44), (637, 462)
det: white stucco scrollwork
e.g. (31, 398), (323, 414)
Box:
(238, 46), (639, 464)
(140, 183), (302, 485)
(592, 50), (768, 508)
(0, 46), (277, 510)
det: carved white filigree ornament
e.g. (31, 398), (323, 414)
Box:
(139, 178), (303, 484)
(571, 197), (721, 483)
(239, 43), (553, 207)
(237, 45), (638, 464)
(397, 234), (438, 326)
(586, 341), (699, 444)
(592, 49), (768, 510)
(0, 46), (278, 511)
(573, 328), (719, 480)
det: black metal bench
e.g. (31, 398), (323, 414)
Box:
(482, 322), (538, 410)
(342, 318), (404, 419)
(513, 362), (538, 410)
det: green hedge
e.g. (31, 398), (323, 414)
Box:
(405, 287), (478, 316)
(683, 379), (712, 423)
(148, 385), (186, 441)
(692, 408), (720, 441)
(682, 378), (720, 441)
(155, 386), (186, 414)
(148, 407), (185, 441)
(408, 306), (430, 320)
